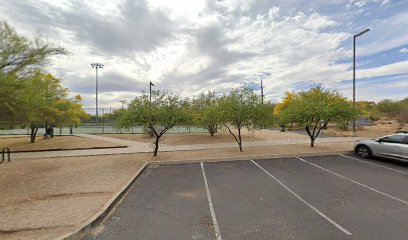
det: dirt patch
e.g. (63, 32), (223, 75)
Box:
(0, 154), (145, 240)
(0, 135), (125, 152)
(325, 120), (402, 138)
(100, 129), (308, 145)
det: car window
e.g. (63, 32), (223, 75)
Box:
(404, 136), (408, 144)
(380, 135), (406, 144)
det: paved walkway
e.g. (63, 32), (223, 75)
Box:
(9, 134), (361, 160)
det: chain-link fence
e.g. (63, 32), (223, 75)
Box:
(0, 107), (208, 135)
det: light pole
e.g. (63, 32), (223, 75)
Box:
(352, 28), (370, 136)
(91, 63), (104, 126)
(260, 78), (264, 104)
(149, 81), (155, 103)
(120, 100), (125, 108)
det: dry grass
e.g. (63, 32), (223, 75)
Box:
(0, 135), (125, 152)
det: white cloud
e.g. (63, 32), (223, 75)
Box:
(400, 48), (408, 53)
(358, 60), (408, 79)
(1, 0), (407, 106)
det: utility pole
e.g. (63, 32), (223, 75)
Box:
(91, 63), (104, 126)
(352, 28), (370, 136)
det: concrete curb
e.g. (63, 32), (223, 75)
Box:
(150, 151), (355, 165)
(9, 145), (127, 153)
(57, 151), (355, 240)
(56, 162), (148, 240)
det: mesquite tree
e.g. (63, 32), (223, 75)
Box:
(280, 86), (358, 147)
(115, 91), (191, 156)
(191, 91), (223, 136)
(219, 86), (274, 152)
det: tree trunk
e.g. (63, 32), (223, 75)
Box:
(238, 126), (243, 152)
(154, 137), (159, 156)
(310, 139), (315, 147)
(30, 127), (38, 143)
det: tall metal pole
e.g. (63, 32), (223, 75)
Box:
(352, 28), (370, 137)
(261, 78), (264, 104)
(352, 36), (356, 136)
(91, 63), (103, 126)
(95, 67), (99, 126)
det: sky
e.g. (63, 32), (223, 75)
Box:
(1, 0), (407, 110)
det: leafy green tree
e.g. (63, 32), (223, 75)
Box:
(54, 98), (88, 134)
(191, 91), (223, 136)
(21, 72), (73, 143)
(0, 72), (28, 127)
(219, 86), (274, 152)
(0, 21), (68, 131)
(280, 86), (358, 147)
(115, 91), (191, 156)
(0, 21), (67, 74)
(356, 101), (381, 121)
(337, 101), (359, 130)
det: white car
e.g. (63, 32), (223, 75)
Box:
(354, 133), (408, 160)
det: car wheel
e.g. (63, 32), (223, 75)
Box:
(356, 145), (372, 159)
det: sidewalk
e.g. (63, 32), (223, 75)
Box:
(10, 134), (360, 160)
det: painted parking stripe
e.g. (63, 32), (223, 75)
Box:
(296, 157), (408, 206)
(251, 160), (352, 236)
(200, 162), (223, 240)
(339, 154), (408, 175)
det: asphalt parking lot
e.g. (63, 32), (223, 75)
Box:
(88, 155), (408, 240)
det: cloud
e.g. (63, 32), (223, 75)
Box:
(400, 48), (408, 53)
(358, 60), (408, 79)
(1, 0), (407, 106)
(64, 70), (146, 94)
(1, 0), (178, 55)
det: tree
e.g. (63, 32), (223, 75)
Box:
(21, 72), (70, 143)
(192, 91), (223, 136)
(115, 91), (190, 156)
(280, 86), (358, 147)
(337, 101), (359, 130)
(0, 72), (27, 127)
(273, 91), (295, 117)
(219, 86), (274, 152)
(0, 21), (67, 75)
(356, 101), (381, 121)
(54, 98), (88, 134)
(0, 21), (68, 131)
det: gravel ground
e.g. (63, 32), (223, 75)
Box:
(0, 135), (125, 152)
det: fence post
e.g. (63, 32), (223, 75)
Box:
(102, 108), (105, 134)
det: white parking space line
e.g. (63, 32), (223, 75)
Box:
(251, 160), (352, 236)
(200, 162), (223, 240)
(339, 154), (408, 175)
(296, 157), (408, 206)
